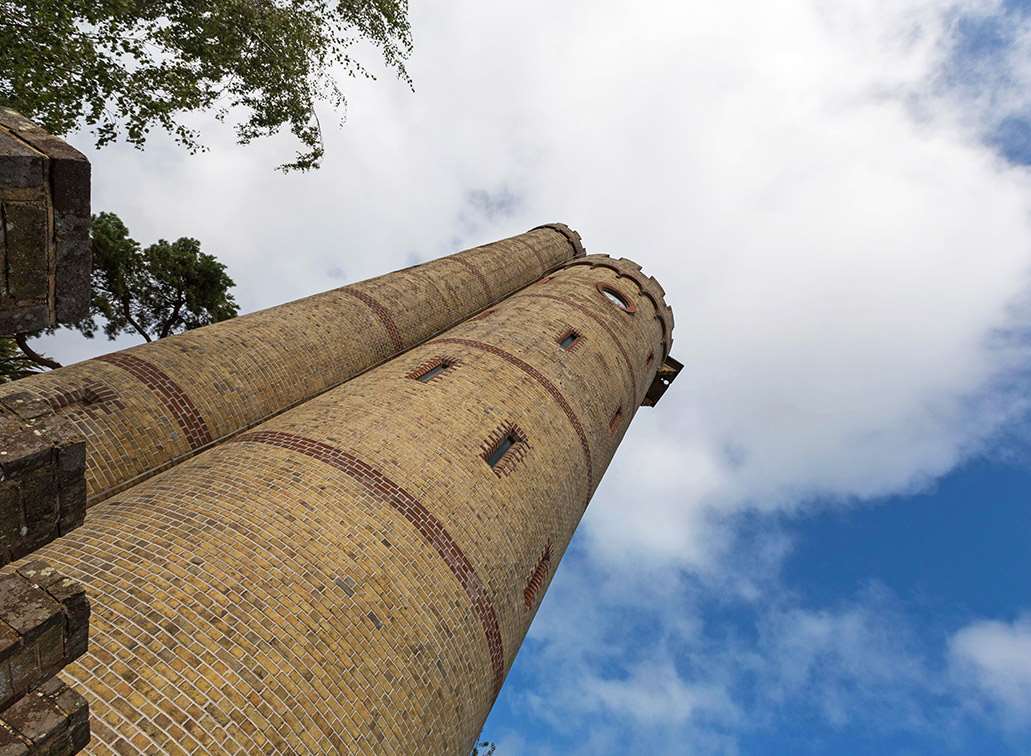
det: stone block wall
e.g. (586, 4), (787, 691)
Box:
(0, 562), (89, 755)
(0, 109), (90, 334)
(0, 677), (89, 755)
(0, 394), (85, 566)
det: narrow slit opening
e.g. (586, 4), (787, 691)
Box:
(482, 424), (529, 474)
(408, 357), (458, 383)
(417, 361), (452, 382)
(559, 330), (580, 350)
(486, 434), (518, 468)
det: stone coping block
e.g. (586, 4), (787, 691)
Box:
(0, 677), (88, 755)
(0, 563), (89, 712)
(0, 394), (85, 566)
(0, 109), (90, 333)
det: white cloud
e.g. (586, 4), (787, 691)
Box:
(950, 615), (1031, 725)
(56, 0), (1031, 533)
(38, 0), (1031, 748)
(753, 590), (940, 730)
(518, 559), (955, 752)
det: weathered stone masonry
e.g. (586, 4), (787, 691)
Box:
(0, 108), (90, 334)
(0, 111), (93, 756)
(18, 246), (676, 753)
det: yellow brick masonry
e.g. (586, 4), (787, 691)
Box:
(21, 254), (671, 753)
(0, 226), (582, 508)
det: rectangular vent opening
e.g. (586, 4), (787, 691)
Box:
(482, 424), (529, 475)
(486, 434), (517, 467)
(408, 356), (458, 383)
(418, 362), (452, 382)
(557, 328), (584, 352)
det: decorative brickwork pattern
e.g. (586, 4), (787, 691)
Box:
(509, 237), (548, 275)
(480, 424), (529, 477)
(96, 353), (213, 450)
(520, 292), (639, 401)
(450, 257), (493, 301)
(0, 108), (90, 333)
(340, 288), (404, 352)
(435, 337), (595, 498)
(43, 385), (123, 417)
(406, 355), (460, 383)
(232, 429), (506, 697)
(0, 226), (583, 508)
(15, 241), (675, 753)
(522, 545), (551, 610)
(564, 255), (675, 358)
(609, 408), (624, 434)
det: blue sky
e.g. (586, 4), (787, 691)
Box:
(476, 2), (1031, 753)
(38, 0), (1031, 753)
(484, 458), (1031, 753)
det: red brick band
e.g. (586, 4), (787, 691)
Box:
(342, 288), (403, 352)
(518, 292), (639, 402)
(435, 338), (594, 498)
(509, 237), (548, 275)
(451, 256), (493, 301)
(563, 258), (673, 355)
(97, 353), (212, 449)
(231, 430), (506, 698)
(523, 544), (551, 609)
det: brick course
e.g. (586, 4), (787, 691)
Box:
(11, 246), (672, 753)
(0, 226), (583, 507)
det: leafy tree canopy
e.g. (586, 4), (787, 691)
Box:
(85, 212), (239, 343)
(0, 0), (412, 170)
(0, 337), (42, 383)
(3, 213), (238, 379)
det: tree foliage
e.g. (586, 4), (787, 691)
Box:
(84, 212), (239, 343)
(0, 0), (412, 170)
(5, 213), (238, 378)
(0, 337), (43, 383)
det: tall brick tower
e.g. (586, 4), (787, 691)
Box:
(0, 223), (679, 753)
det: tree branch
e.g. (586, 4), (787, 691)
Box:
(14, 334), (62, 370)
(121, 295), (152, 342)
(159, 288), (186, 339)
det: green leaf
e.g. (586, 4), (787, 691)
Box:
(0, 0), (412, 170)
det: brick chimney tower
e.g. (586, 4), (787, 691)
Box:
(2, 225), (679, 753)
